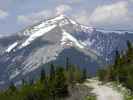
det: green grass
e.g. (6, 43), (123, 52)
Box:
(85, 95), (96, 100)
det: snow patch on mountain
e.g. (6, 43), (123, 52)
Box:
(97, 29), (125, 34)
(80, 25), (94, 33)
(10, 69), (20, 80)
(69, 19), (78, 25)
(61, 30), (84, 49)
(20, 24), (57, 48)
(50, 14), (66, 22)
(6, 42), (18, 53)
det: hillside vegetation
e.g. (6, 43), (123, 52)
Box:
(0, 60), (88, 100)
(1, 41), (133, 100)
(98, 40), (133, 91)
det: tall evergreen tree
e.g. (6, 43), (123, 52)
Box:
(9, 82), (17, 92)
(126, 40), (133, 63)
(29, 79), (34, 85)
(48, 63), (56, 99)
(55, 67), (68, 97)
(114, 50), (121, 66)
(81, 68), (87, 82)
(22, 79), (26, 86)
(66, 57), (70, 70)
(49, 63), (55, 80)
(40, 68), (46, 82)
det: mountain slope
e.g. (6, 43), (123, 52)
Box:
(0, 15), (100, 88)
(0, 15), (133, 88)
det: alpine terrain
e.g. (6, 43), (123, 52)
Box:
(0, 15), (133, 88)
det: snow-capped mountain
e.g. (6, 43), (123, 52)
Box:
(0, 15), (133, 88)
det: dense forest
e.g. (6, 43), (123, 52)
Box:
(0, 59), (88, 100)
(98, 40), (133, 91)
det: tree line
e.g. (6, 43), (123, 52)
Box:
(98, 40), (133, 90)
(0, 58), (87, 100)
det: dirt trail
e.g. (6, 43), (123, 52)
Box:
(84, 79), (123, 100)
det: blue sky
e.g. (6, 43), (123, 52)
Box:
(0, 0), (133, 34)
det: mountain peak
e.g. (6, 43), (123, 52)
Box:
(49, 14), (67, 22)
(55, 14), (67, 19)
(50, 14), (79, 26)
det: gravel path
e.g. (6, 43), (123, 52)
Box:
(84, 79), (123, 100)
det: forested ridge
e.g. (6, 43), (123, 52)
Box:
(0, 59), (88, 100)
(98, 40), (133, 91)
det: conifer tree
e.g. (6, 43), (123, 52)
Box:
(49, 63), (56, 99)
(114, 50), (121, 66)
(29, 79), (34, 85)
(66, 57), (70, 70)
(54, 67), (68, 97)
(81, 68), (87, 82)
(40, 68), (46, 82)
(22, 79), (26, 86)
(49, 63), (55, 80)
(126, 40), (133, 62)
(9, 82), (17, 92)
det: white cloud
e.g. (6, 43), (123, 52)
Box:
(72, 11), (90, 25)
(17, 10), (53, 24)
(0, 9), (8, 19)
(87, 1), (132, 28)
(70, 1), (133, 30)
(17, 1), (133, 30)
(56, 4), (72, 15)
(89, 1), (128, 23)
(17, 4), (72, 24)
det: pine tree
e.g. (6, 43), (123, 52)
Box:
(40, 68), (46, 82)
(97, 69), (107, 81)
(126, 74), (133, 90)
(54, 67), (68, 98)
(22, 79), (26, 86)
(29, 79), (34, 85)
(113, 50), (121, 82)
(49, 63), (55, 80)
(114, 50), (121, 66)
(66, 64), (75, 85)
(66, 57), (69, 70)
(126, 40), (133, 63)
(48, 63), (56, 99)
(73, 66), (82, 83)
(9, 82), (17, 92)
(127, 40), (132, 52)
(81, 68), (87, 82)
